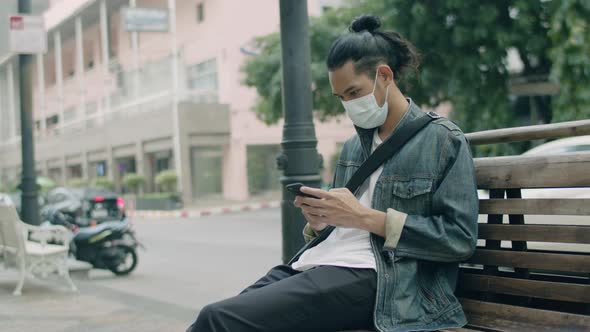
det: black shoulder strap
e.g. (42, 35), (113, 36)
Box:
(289, 112), (439, 262)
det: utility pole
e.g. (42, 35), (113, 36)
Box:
(277, 0), (322, 263)
(168, 0), (183, 202)
(18, 0), (40, 225)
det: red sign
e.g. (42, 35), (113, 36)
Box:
(8, 15), (46, 54)
(10, 16), (24, 30)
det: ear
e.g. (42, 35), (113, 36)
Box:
(377, 65), (394, 83)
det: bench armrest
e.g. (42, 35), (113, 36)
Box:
(20, 221), (73, 249)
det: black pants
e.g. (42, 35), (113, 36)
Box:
(187, 264), (377, 332)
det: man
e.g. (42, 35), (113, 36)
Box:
(188, 15), (478, 332)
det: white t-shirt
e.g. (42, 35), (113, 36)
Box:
(292, 129), (383, 271)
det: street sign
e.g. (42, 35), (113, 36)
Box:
(122, 7), (169, 32)
(9, 15), (47, 54)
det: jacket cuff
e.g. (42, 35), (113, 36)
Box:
(302, 223), (319, 243)
(383, 208), (407, 249)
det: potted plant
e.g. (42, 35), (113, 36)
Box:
(136, 170), (181, 210)
(122, 173), (145, 194)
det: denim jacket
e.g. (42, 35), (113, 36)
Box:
(289, 99), (479, 332)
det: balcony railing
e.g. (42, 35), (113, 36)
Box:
(26, 55), (178, 138)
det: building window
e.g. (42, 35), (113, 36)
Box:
(191, 146), (222, 198)
(46, 115), (59, 127)
(63, 107), (77, 122)
(247, 145), (282, 194)
(156, 157), (169, 173)
(68, 165), (83, 179)
(186, 58), (218, 103)
(95, 161), (107, 177)
(196, 3), (204, 23)
(85, 101), (98, 115)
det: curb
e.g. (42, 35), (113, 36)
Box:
(128, 201), (280, 219)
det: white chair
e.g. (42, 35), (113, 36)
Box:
(0, 205), (77, 296)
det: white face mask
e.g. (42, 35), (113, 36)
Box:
(341, 69), (391, 129)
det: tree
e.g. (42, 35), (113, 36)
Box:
(549, 0), (590, 122)
(242, 8), (355, 125)
(242, 0), (590, 156)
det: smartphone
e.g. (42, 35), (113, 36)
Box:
(286, 183), (319, 198)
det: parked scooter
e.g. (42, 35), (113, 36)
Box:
(41, 208), (143, 275)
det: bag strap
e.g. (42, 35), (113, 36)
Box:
(301, 112), (440, 253)
(345, 112), (439, 194)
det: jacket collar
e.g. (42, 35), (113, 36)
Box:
(355, 97), (423, 158)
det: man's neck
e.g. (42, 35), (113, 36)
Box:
(377, 88), (409, 140)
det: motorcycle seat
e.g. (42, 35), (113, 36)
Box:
(75, 221), (127, 241)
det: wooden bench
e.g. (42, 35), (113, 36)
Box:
(444, 119), (590, 331)
(346, 119), (590, 332)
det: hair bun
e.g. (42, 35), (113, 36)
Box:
(350, 14), (381, 33)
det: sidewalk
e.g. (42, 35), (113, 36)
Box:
(0, 271), (192, 332)
(127, 193), (281, 220)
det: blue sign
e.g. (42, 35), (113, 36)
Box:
(122, 7), (169, 32)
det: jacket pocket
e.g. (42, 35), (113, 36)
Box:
(392, 178), (433, 198)
(417, 261), (451, 314)
(382, 177), (434, 215)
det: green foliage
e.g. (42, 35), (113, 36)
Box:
(154, 170), (177, 193)
(122, 173), (145, 193)
(93, 177), (114, 191)
(242, 33), (283, 125)
(242, 0), (590, 156)
(9, 183), (19, 193)
(549, 0), (590, 122)
(242, 8), (356, 125)
(7, 177), (56, 193)
(67, 178), (88, 188)
(37, 177), (57, 193)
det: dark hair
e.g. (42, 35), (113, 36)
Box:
(326, 14), (421, 81)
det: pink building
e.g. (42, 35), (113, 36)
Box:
(0, 0), (355, 203)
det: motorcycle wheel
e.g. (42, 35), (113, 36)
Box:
(108, 247), (138, 276)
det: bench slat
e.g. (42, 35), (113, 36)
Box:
(466, 249), (590, 273)
(475, 153), (590, 189)
(460, 274), (590, 303)
(478, 224), (590, 244)
(479, 199), (590, 216)
(465, 119), (590, 146)
(460, 298), (590, 332)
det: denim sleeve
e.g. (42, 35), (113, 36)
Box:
(302, 223), (319, 243)
(384, 131), (479, 262)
